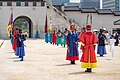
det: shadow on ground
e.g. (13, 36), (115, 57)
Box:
(5, 51), (14, 53)
(13, 60), (21, 62)
(7, 57), (20, 59)
(69, 72), (96, 75)
(56, 63), (76, 66)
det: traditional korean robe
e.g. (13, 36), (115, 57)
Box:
(79, 32), (98, 68)
(66, 32), (79, 61)
(52, 32), (57, 44)
(16, 34), (25, 57)
(12, 30), (18, 51)
(97, 33), (107, 55)
(45, 32), (49, 43)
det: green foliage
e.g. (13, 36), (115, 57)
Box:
(14, 18), (29, 33)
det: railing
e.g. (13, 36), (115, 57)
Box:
(45, 1), (80, 29)
(0, 1), (46, 7)
(51, 5), (80, 29)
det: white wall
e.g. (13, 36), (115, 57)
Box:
(65, 11), (120, 31)
(0, 6), (46, 39)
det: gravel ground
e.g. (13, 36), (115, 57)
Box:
(0, 39), (120, 80)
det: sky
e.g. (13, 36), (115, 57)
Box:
(70, 0), (80, 3)
(70, 0), (102, 9)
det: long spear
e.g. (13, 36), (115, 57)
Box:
(86, 14), (89, 25)
(90, 14), (92, 25)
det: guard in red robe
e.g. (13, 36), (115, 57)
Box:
(79, 27), (86, 51)
(79, 25), (98, 72)
(52, 30), (57, 45)
(12, 28), (19, 51)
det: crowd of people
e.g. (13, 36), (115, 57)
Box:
(45, 24), (120, 73)
(45, 28), (70, 47)
(8, 24), (119, 72)
(9, 27), (27, 61)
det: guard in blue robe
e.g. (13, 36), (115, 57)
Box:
(20, 34), (26, 61)
(66, 25), (79, 64)
(16, 29), (26, 61)
(97, 29), (107, 57)
(49, 33), (52, 44)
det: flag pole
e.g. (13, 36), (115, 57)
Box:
(44, 14), (48, 33)
(6, 2), (14, 37)
(11, 2), (13, 28)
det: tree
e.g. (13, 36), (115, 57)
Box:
(14, 18), (29, 33)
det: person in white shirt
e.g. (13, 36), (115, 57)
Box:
(110, 35), (116, 57)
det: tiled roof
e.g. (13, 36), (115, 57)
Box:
(97, 9), (113, 14)
(80, 8), (97, 13)
(113, 11), (120, 16)
(64, 6), (80, 11)
(114, 19), (120, 25)
(64, 6), (120, 16)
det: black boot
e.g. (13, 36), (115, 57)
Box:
(70, 61), (75, 64)
(20, 56), (24, 61)
(85, 68), (92, 72)
(19, 56), (22, 58)
(73, 60), (75, 64)
(100, 55), (103, 57)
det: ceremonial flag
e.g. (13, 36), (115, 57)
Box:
(6, 13), (13, 37)
(44, 14), (48, 33)
(49, 23), (52, 33)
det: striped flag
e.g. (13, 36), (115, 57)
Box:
(49, 23), (52, 33)
(6, 13), (13, 37)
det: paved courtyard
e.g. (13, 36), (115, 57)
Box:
(0, 39), (120, 80)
